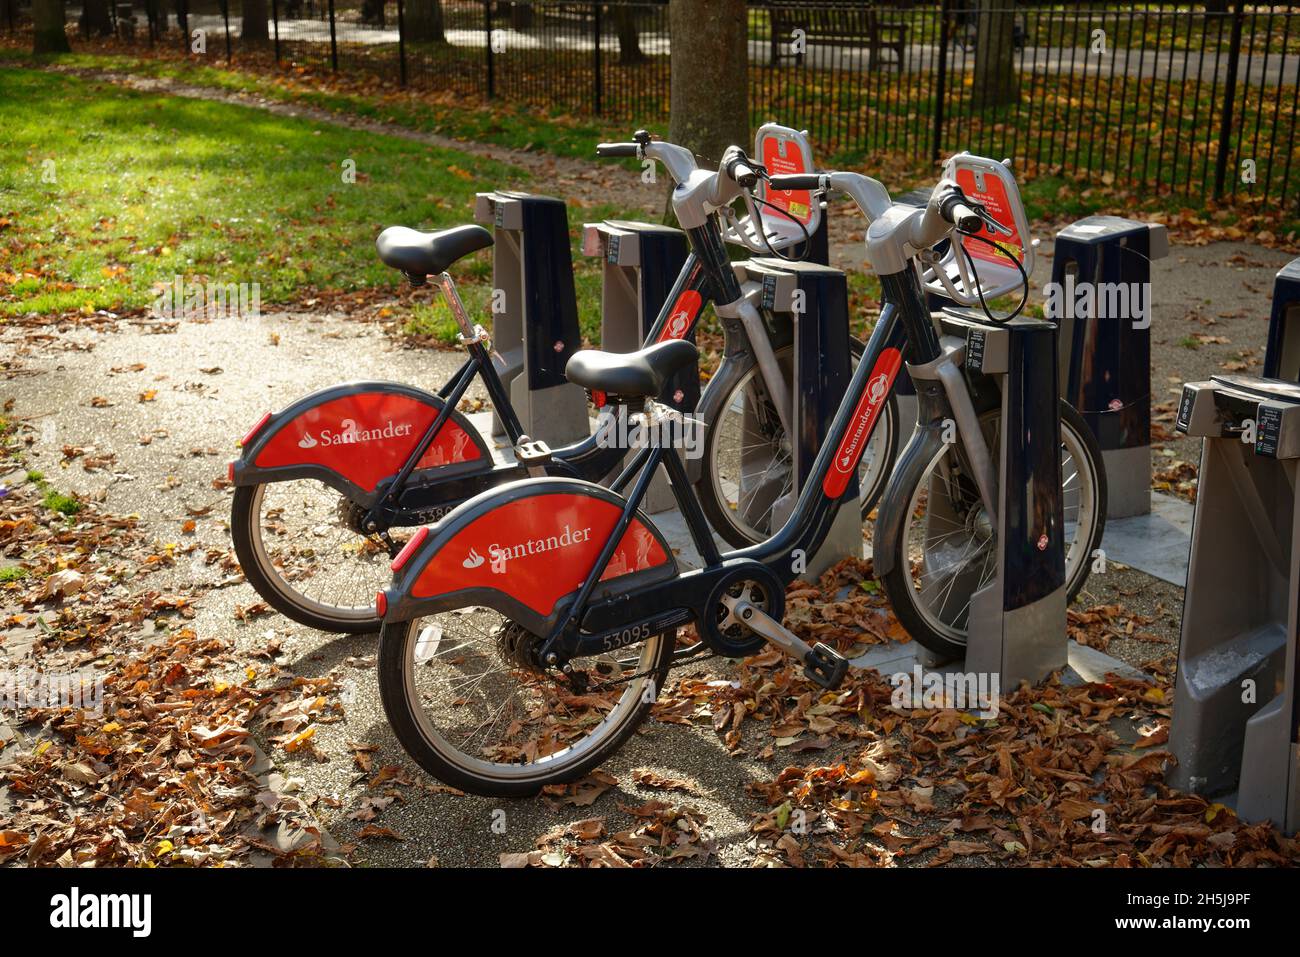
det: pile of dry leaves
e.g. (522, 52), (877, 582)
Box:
(0, 421), (345, 866)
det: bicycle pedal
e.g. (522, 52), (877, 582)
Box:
(803, 643), (848, 690)
(514, 437), (553, 476)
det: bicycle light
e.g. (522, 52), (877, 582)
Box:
(390, 526), (430, 572)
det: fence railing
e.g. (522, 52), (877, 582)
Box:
(7, 1), (1299, 207)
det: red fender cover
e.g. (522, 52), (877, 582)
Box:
(253, 391), (484, 493)
(410, 492), (670, 616)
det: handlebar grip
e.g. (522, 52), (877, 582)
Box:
(731, 162), (759, 189)
(937, 186), (983, 234)
(596, 142), (639, 158)
(722, 145), (760, 189)
(949, 203), (983, 234)
(768, 173), (822, 191)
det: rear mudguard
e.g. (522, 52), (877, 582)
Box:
(381, 478), (679, 638)
(230, 381), (492, 508)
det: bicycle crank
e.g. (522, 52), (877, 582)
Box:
(721, 594), (850, 690)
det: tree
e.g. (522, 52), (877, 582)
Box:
(174, 0), (190, 39)
(610, 3), (646, 65)
(668, 0), (748, 170)
(79, 0), (113, 36)
(33, 0), (72, 53)
(405, 0), (447, 44)
(973, 0), (1018, 108)
(242, 0), (271, 46)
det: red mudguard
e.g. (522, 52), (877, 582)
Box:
(230, 382), (491, 505)
(383, 479), (678, 635)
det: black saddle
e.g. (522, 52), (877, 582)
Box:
(566, 340), (699, 398)
(375, 224), (493, 278)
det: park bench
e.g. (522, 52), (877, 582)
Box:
(769, 2), (907, 71)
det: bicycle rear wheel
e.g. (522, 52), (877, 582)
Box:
(378, 609), (674, 796)
(232, 480), (404, 633)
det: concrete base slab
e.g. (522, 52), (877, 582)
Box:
(849, 637), (1149, 688)
(1103, 445), (1154, 519)
(1100, 490), (1194, 586)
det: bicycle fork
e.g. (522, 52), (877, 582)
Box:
(905, 334), (999, 525)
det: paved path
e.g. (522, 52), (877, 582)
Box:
(150, 14), (1300, 87)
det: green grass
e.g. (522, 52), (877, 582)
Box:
(0, 67), (527, 319)
(0, 565), (29, 583)
(0, 64), (648, 342)
(23, 470), (84, 517)
(0, 49), (643, 162)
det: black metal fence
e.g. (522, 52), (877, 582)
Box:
(8, 2), (1299, 206)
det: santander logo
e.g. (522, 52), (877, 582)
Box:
(823, 348), (903, 499)
(658, 291), (701, 342)
(298, 417), (414, 450)
(462, 547), (485, 569)
(838, 372), (892, 469)
(483, 524), (593, 569)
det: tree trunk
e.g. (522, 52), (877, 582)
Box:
(973, 0), (1018, 108)
(361, 0), (385, 26)
(80, 0), (113, 36)
(405, 0), (447, 43)
(175, 0), (190, 37)
(668, 0), (748, 170)
(242, 0), (271, 45)
(611, 3), (646, 64)
(33, 0), (72, 52)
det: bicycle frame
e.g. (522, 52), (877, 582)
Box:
(375, 252), (717, 526)
(530, 266), (942, 664)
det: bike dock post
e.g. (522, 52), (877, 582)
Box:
(581, 219), (693, 512)
(1050, 216), (1169, 519)
(1167, 374), (1300, 834)
(734, 258), (860, 580)
(473, 191), (589, 447)
(582, 220), (695, 410)
(935, 310), (1069, 687)
(1263, 258), (1300, 381)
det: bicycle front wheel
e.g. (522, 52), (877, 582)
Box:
(879, 401), (1106, 659)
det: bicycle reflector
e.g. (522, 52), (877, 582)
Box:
(240, 412), (272, 448)
(390, 526), (430, 572)
(375, 590), (388, 617)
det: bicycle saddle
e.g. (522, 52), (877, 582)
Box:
(375, 224), (493, 277)
(566, 340), (699, 397)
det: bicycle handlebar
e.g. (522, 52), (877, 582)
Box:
(722, 145), (761, 189)
(595, 142), (640, 158)
(936, 183), (983, 234)
(768, 173), (823, 191)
